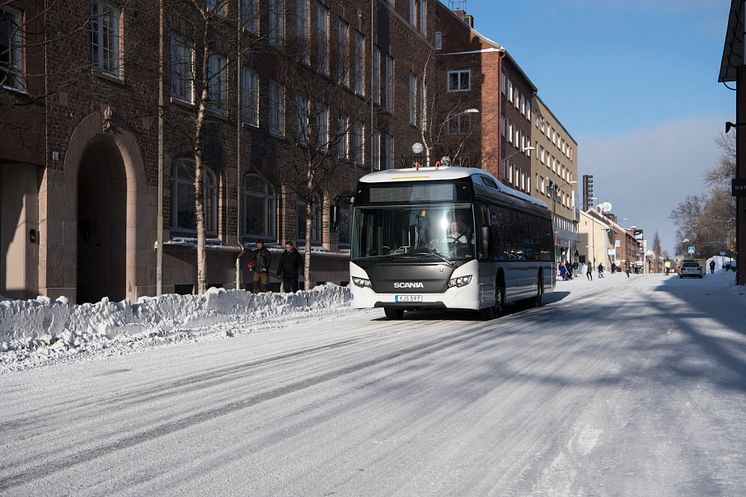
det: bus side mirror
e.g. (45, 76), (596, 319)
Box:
(480, 225), (491, 259)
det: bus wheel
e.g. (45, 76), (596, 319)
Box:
(384, 307), (404, 320)
(480, 285), (504, 320)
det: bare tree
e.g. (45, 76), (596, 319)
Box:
(271, 21), (368, 289)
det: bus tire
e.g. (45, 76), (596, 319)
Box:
(384, 307), (404, 320)
(480, 283), (504, 320)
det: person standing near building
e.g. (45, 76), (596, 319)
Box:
(709, 260), (716, 274)
(597, 262), (605, 279)
(586, 261), (593, 280)
(248, 240), (272, 293)
(277, 241), (303, 292)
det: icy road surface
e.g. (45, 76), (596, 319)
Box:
(1, 273), (745, 497)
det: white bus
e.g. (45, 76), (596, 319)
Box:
(349, 166), (555, 319)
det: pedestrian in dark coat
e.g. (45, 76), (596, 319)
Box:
(277, 240), (303, 292)
(248, 240), (272, 293)
(586, 262), (593, 280)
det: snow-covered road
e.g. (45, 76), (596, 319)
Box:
(1, 273), (745, 496)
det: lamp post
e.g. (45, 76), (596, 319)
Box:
(501, 145), (535, 183)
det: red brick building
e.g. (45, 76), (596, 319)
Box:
(1, 0), (437, 302)
(433, 2), (536, 194)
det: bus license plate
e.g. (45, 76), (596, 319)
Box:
(395, 295), (423, 303)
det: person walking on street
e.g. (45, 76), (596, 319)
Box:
(597, 262), (605, 279)
(277, 240), (303, 292)
(709, 260), (716, 275)
(586, 262), (593, 280)
(625, 262), (631, 278)
(248, 240), (272, 293)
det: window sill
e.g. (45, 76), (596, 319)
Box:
(447, 88), (471, 93)
(241, 121), (260, 129)
(92, 69), (125, 86)
(170, 96), (196, 109)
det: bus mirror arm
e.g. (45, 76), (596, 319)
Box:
(480, 225), (491, 260)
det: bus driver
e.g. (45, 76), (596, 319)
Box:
(446, 221), (468, 244)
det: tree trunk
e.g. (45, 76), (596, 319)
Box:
(194, 22), (210, 295)
(304, 168), (314, 290)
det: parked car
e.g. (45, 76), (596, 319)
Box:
(679, 262), (703, 279)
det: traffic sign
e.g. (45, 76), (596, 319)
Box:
(733, 179), (746, 196)
(688, 246), (695, 255)
(720, 251), (726, 256)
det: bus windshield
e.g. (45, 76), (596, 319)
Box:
(352, 204), (475, 262)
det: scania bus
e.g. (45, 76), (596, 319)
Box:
(349, 166), (555, 319)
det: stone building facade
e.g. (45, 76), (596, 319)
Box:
(1, 0), (437, 302)
(531, 96), (579, 264)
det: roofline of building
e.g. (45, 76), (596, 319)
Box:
(534, 95), (578, 145)
(580, 210), (611, 230)
(436, 0), (538, 93)
(719, 0), (741, 83)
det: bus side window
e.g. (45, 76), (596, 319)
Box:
(489, 205), (502, 260)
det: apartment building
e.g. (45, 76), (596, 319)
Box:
(531, 96), (578, 263)
(433, 2), (536, 193)
(0, 0), (436, 302)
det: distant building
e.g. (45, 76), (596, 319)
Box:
(531, 97), (578, 263)
(577, 211), (612, 269)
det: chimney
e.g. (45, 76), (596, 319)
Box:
(452, 9), (474, 28)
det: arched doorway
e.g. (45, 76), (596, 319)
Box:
(77, 137), (127, 303)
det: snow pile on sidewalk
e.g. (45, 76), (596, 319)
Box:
(0, 285), (351, 370)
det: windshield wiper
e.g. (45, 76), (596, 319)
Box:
(415, 249), (456, 267)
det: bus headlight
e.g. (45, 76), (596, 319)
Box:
(352, 277), (372, 288)
(448, 275), (472, 288)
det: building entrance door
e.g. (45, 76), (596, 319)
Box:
(77, 138), (127, 303)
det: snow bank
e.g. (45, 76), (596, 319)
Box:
(0, 285), (350, 357)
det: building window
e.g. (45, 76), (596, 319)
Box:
(90, 0), (121, 78)
(269, 80), (285, 136)
(171, 159), (217, 234)
(384, 133), (394, 169)
(384, 54), (394, 112)
(206, 0), (227, 16)
(241, 67), (259, 126)
(338, 202), (352, 247)
(448, 113), (470, 134)
(243, 175), (276, 241)
(242, 0), (259, 34)
(409, 0), (418, 27)
(336, 18), (349, 87)
(293, 93), (309, 144)
(419, 0), (427, 34)
(372, 130), (381, 171)
(434, 31), (442, 51)
(170, 35), (194, 103)
(372, 46), (381, 106)
(352, 120), (364, 165)
(448, 70), (470, 92)
(507, 80), (513, 102)
(408, 72), (417, 125)
(207, 54), (226, 112)
(314, 101), (329, 148)
(337, 112), (349, 159)
(314, 1), (329, 75)
(0, 6), (23, 90)
(295, 0), (309, 64)
(297, 193), (322, 244)
(501, 70), (506, 94)
(269, 0), (285, 47)
(353, 30), (365, 95)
